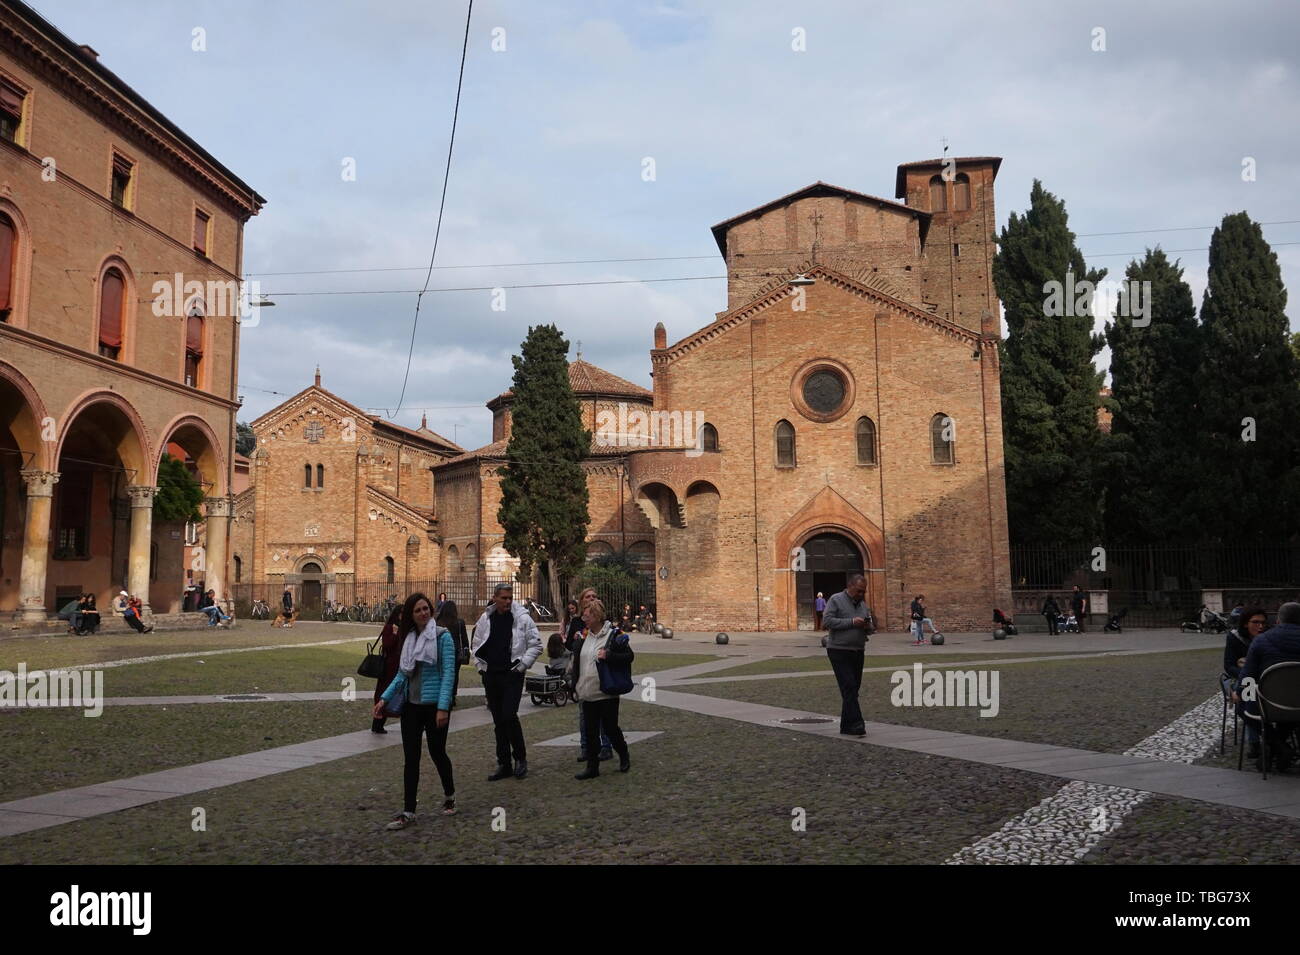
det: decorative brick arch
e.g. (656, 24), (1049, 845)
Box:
(155, 413), (227, 496)
(54, 388), (151, 479)
(0, 359), (51, 469)
(773, 486), (887, 630)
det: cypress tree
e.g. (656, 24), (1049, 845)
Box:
(993, 180), (1106, 544)
(1102, 249), (1200, 543)
(1196, 212), (1300, 541)
(498, 325), (591, 601)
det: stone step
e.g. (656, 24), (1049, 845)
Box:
(2, 611), (226, 638)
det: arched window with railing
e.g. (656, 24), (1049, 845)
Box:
(856, 416), (877, 465)
(775, 420), (796, 468)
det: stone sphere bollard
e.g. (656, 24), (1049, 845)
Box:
(653, 623), (664, 635)
(716, 632), (729, 645)
(930, 632), (945, 646)
(662, 627), (673, 639)
(993, 629), (1007, 640)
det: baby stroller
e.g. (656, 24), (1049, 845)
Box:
(1103, 607), (1127, 633)
(1060, 612), (1079, 633)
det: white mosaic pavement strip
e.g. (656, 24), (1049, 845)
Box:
(946, 697), (1224, 865)
(58, 635), (372, 672)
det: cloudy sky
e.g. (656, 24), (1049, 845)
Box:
(36, 0), (1300, 452)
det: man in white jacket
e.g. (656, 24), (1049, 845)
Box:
(472, 583), (543, 780)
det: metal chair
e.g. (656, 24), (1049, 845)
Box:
(1219, 670), (1239, 756)
(1254, 662), (1300, 779)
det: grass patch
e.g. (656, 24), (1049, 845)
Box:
(672, 649), (1223, 754)
(0, 694), (484, 803)
(0, 701), (1062, 864)
(1084, 794), (1300, 864)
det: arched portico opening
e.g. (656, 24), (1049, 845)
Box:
(0, 363), (49, 615)
(52, 392), (151, 614)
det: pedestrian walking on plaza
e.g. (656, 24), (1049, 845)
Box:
(1041, 594), (1061, 635)
(570, 598), (633, 779)
(1070, 586), (1087, 633)
(568, 590), (611, 761)
(371, 606), (404, 734)
(471, 583), (542, 781)
(814, 592), (826, 630)
(823, 574), (874, 736)
(375, 593), (459, 828)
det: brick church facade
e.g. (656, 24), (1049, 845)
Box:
(233, 157), (1012, 632)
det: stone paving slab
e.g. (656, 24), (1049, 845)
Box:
(535, 731), (663, 747)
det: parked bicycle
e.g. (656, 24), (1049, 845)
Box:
(250, 599), (270, 620)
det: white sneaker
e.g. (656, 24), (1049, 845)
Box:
(386, 811), (415, 830)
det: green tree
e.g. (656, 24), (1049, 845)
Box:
(1195, 212), (1300, 541)
(1102, 249), (1201, 542)
(235, 421), (256, 456)
(154, 453), (204, 522)
(497, 325), (591, 602)
(993, 180), (1106, 544)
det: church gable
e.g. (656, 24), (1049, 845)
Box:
(657, 264), (983, 371)
(251, 387), (373, 448)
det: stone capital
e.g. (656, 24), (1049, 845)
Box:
(19, 469), (59, 497)
(126, 485), (159, 507)
(204, 496), (234, 519)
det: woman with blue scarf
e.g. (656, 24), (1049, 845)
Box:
(373, 593), (459, 829)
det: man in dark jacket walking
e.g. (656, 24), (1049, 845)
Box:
(823, 574), (874, 736)
(1070, 586), (1087, 633)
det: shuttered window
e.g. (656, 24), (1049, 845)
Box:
(98, 268), (124, 359)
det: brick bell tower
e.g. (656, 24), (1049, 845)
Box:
(896, 156), (1002, 334)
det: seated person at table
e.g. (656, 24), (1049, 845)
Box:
(1237, 602), (1300, 770)
(1225, 607), (1267, 758)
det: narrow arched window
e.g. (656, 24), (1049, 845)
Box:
(0, 212), (15, 323)
(775, 420), (796, 468)
(98, 267), (125, 360)
(929, 175), (946, 212)
(184, 311), (203, 387)
(954, 173), (971, 211)
(233, 555), (243, 583)
(702, 422), (719, 453)
(931, 413), (954, 464)
(304, 464), (312, 488)
(385, 556), (395, 586)
(316, 463), (324, 488)
(856, 416), (877, 465)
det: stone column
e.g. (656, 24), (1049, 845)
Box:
(203, 496), (233, 609)
(126, 485), (157, 615)
(18, 469), (58, 622)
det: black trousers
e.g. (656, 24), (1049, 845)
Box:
(580, 698), (629, 769)
(826, 648), (865, 732)
(482, 670), (527, 765)
(1043, 613), (1059, 635)
(400, 703), (454, 812)
(124, 614), (146, 633)
(1073, 607), (1086, 632)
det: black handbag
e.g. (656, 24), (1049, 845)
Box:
(357, 634), (385, 679)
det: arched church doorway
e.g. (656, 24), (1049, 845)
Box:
(795, 531), (864, 630)
(300, 561), (323, 613)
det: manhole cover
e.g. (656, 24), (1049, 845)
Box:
(780, 717), (833, 724)
(222, 694), (269, 701)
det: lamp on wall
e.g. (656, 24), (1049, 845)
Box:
(790, 274), (816, 286)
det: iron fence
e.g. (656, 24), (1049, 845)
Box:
(231, 574), (657, 626)
(1010, 544), (1300, 592)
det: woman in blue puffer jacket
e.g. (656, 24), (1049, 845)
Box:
(373, 593), (459, 829)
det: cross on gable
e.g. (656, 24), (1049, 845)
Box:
(304, 421), (326, 443)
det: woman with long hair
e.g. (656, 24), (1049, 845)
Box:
(371, 606), (404, 733)
(567, 590), (610, 762)
(1225, 606), (1267, 759)
(373, 593), (459, 829)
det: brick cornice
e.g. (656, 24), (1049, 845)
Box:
(0, 321), (240, 411)
(0, 11), (264, 218)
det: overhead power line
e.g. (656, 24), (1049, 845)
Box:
(394, 0), (473, 418)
